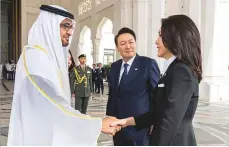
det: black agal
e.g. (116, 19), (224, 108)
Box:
(40, 5), (74, 19)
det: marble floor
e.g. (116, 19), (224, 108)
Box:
(1, 81), (229, 146)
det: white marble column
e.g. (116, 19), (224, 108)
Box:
(114, 0), (134, 61)
(77, 41), (93, 67)
(121, 0), (133, 29)
(165, 0), (190, 16)
(199, 0), (229, 102)
(113, 0), (133, 33)
(188, 0), (201, 31)
(133, 0), (148, 56)
(147, 0), (166, 73)
(93, 38), (102, 63)
(74, 43), (83, 65)
(69, 27), (79, 65)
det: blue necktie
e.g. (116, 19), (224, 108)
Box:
(119, 63), (129, 89)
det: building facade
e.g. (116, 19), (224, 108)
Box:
(1, 0), (229, 101)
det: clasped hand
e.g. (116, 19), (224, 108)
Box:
(101, 116), (128, 136)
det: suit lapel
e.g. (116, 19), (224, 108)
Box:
(161, 58), (179, 80)
(125, 55), (140, 84)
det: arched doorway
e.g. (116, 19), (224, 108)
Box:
(78, 26), (93, 67)
(96, 17), (115, 65)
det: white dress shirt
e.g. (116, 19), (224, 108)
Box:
(163, 55), (176, 73)
(119, 55), (136, 84)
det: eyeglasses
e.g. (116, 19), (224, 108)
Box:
(60, 23), (74, 32)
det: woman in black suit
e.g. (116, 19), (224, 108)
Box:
(111, 15), (202, 146)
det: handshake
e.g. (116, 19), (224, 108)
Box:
(101, 116), (134, 136)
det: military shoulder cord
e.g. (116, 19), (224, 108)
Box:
(73, 67), (87, 84)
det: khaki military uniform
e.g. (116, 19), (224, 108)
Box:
(69, 65), (92, 114)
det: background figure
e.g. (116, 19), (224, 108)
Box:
(95, 62), (105, 94)
(10, 60), (16, 80)
(91, 63), (97, 93)
(0, 63), (2, 80)
(2, 61), (7, 80)
(68, 50), (76, 107)
(106, 62), (112, 95)
(5, 60), (15, 80)
(107, 62), (112, 84)
(70, 54), (92, 114)
(112, 15), (202, 146)
(106, 27), (160, 146)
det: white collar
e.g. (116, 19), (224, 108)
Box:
(121, 55), (136, 67)
(164, 56), (176, 72)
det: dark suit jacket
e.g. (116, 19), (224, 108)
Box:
(95, 68), (105, 80)
(135, 59), (199, 145)
(106, 54), (160, 141)
(92, 68), (97, 80)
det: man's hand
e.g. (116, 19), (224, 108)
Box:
(101, 116), (121, 136)
(110, 117), (135, 128)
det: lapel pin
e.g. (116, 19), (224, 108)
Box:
(135, 68), (138, 71)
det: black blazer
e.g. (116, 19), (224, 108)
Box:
(106, 54), (160, 140)
(135, 59), (199, 146)
(95, 68), (105, 80)
(91, 68), (97, 80)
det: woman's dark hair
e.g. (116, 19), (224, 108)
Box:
(161, 15), (202, 82)
(68, 50), (76, 72)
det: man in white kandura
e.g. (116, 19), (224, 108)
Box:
(7, 5), (120, 146)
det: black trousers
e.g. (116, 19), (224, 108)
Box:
(96, 79), (104, 93)
(75, 97), (89, 114)
(92, 78), (96, 92)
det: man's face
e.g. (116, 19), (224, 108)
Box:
(60, 18), (74, 47)
(117, 33), (136, 59)
(92, 64), (96, 68)
(79, 57), (86, 65)
(98, 63), (102, 68)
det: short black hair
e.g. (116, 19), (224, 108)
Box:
(114, 27), (136, 46)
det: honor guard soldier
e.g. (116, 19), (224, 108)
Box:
(70, 54), (92, 114)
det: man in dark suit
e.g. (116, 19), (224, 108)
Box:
(106, 27), (160, 146)
(95, 62), (105, 94)
(107, 62), (112, 95)
(107, 62), (112, 83)
(91, 63), (97, 93)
